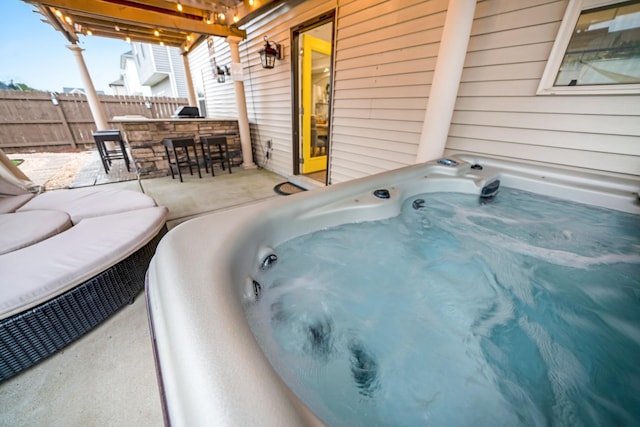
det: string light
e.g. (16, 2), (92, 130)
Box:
(154, 29), (160, 36)
(186, 35), (191, 41)
(54, 9), (63, 18)
(233, 14), (239, 23)
(176, 2), (183, 12)
(86, 30), (93, 36)
(115, 25), (120, 31)
(64, 16), (72, 24)
(219, 12), (225, 21)
(160, 41), (165, 46)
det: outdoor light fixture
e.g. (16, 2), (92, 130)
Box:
(50, 92), (59, 106)
(216, 66), (226, 83)
(259, 36), (282, 69)
(216, 65), (230, 83)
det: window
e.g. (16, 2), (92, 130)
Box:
(538, 0), (640, 95)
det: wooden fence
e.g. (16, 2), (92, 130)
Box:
(0, 91), (188, 152)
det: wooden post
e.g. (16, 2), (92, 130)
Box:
(54, 96), (77, 149)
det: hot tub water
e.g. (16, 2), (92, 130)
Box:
(246, 188), (640, 426)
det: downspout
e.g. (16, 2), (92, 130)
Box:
(226, 36), (257, 169)
(415, 0), (477, 163)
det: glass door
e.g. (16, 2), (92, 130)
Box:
(300, 34), (331, 174)
(292, 14), (334, 181)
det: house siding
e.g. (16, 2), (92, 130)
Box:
(330, 0), (447, 183)
(194, 0), (639, 182)
(447, 0), (640, 177)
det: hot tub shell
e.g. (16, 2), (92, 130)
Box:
(146, 155), (640, 426)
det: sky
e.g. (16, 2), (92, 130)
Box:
(0, 1), (132, 94)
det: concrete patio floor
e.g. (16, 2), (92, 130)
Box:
(0, 157), (298, 426)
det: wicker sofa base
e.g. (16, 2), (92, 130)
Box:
(0, 225), (168, 382)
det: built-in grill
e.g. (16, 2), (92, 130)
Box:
(172, 106), (203, 119)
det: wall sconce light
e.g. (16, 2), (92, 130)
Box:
(259, 36), (282, 69)
(216, 66), (230, 83)
(50, 92), (59, 106)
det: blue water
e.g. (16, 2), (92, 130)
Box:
(246, 188), (640, 426)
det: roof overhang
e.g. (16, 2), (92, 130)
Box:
(23, 0), (283, 52)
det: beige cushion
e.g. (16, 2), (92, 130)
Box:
(0, 175), (30, 197)
(17, 187), (156, 224)
(0, 206), (168, 320)
(0, 194), (35, 214)
(0, 210), (72, 255)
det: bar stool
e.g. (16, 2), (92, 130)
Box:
(163, 137), (202, 182)
(199, 135), (232, 176)
(92, 129), (131, 174)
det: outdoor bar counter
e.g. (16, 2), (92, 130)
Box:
(114, 118), (241, 179)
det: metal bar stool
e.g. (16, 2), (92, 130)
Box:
(163, 137), (202, 182)
(92, 129), (131, 174)
(199, 135), (232, 177)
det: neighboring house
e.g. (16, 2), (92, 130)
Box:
(189, 0), (639, 185)
(108, 77), (127, 96)
(112, 50), (152, 97)
(131, 42), (188, 98)
(62, 87), (105, 95)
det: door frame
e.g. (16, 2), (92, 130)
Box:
(290, 10), (335, 181)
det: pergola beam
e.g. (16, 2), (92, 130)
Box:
(37, 0), (246, 39)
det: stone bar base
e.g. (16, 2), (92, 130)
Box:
(115, 119), (241, 179)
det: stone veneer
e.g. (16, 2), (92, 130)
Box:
(115, 119), (241, 179)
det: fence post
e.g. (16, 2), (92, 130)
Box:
(55, 97), (77, 149)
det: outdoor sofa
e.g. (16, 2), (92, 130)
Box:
(0, 176), (168, 381)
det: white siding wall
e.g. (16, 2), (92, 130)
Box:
(194, 0), (639, 182)
(447, 0), (640, 177)
(241, 0), (339, 174)
(330, 0), (447, 183)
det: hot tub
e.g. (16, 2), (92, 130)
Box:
(146, 155), (640, 426)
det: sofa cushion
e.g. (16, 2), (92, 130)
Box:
(17, 187), (156, 224)
(0, 206), (168, 320)
(0, 194), (35, 214)
(0, 210), (72, 255)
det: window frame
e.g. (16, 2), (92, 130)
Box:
(537, 0), (640, 95)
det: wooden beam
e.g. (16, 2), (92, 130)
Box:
(38, 0), (246, 38)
